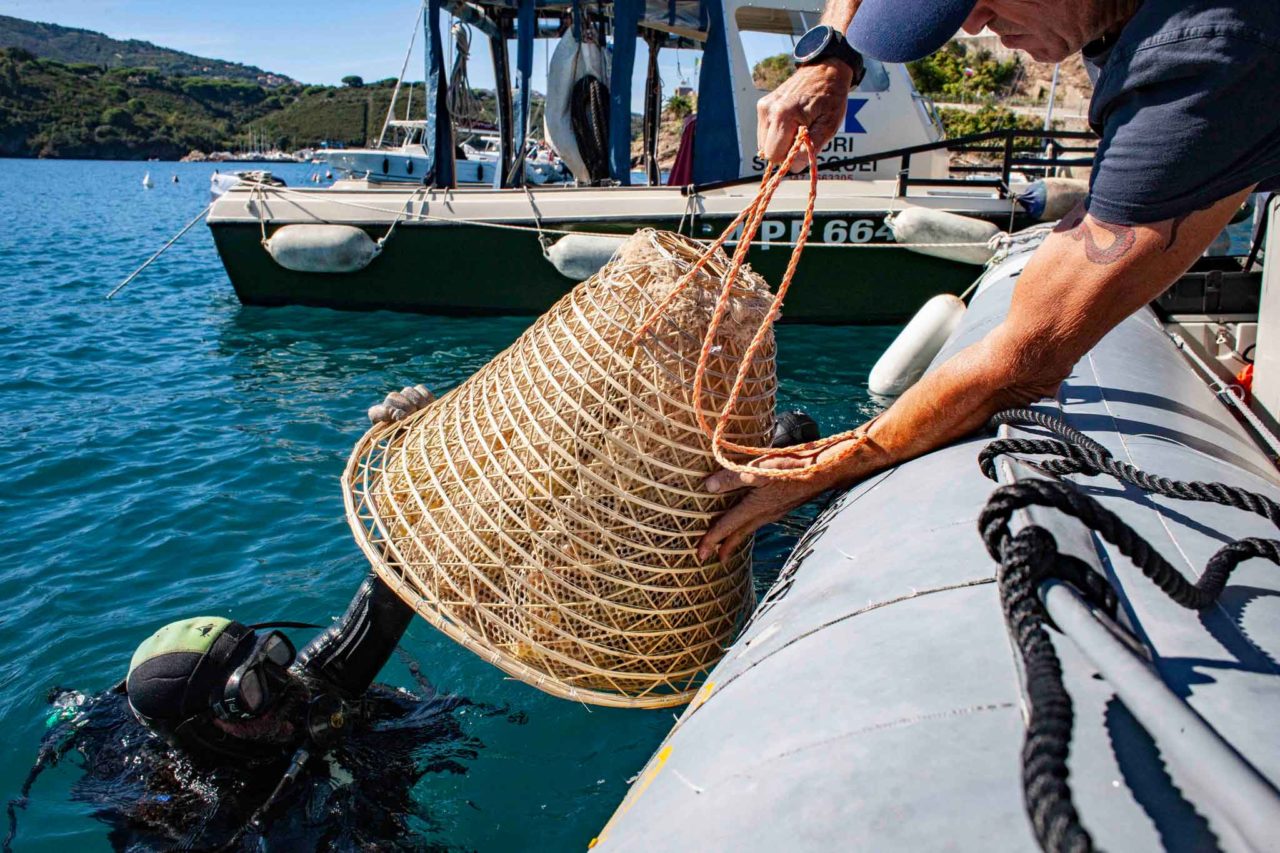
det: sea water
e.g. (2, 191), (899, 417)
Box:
(0, 159), (896, 851)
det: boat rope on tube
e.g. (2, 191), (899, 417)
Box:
(232, 181), (998, 251)
(978, 407), (1280, 853)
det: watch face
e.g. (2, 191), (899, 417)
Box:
(795, 26), (832, 63)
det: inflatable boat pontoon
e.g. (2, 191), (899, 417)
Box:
(596, 200), (1280, 851)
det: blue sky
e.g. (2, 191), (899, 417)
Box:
(0, 0), (785, 106)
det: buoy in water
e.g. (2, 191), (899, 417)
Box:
(868, 294), (967, 397)
(171, 174), (179, 184)
(1016, 177), (1090, 222)
(264, 224), (379, 273)
(885, 209), (999, 265)
(547, 234), (627, 281)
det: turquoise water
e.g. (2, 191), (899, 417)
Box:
(0, 158), (896, 851)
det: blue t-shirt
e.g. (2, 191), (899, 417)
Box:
(1083, 0), (1280, 225)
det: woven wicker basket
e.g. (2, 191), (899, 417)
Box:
(342, 229), (777, 708)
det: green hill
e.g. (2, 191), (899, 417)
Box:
(0, 48), (290, 158)
(0, 14), (291, 84)
(246, 82), (526, 151)
(0, 50), (521, 159)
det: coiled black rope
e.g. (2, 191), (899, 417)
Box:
(978, 408), (1280, 853)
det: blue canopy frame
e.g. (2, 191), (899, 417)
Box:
(423, 0), (456, 187)
(438, 0), (739, 187)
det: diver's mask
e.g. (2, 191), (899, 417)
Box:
(125, 617), (307, 764)
(212, 630), (297, 721)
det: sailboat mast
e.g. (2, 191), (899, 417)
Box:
(379, 0), (427, 147)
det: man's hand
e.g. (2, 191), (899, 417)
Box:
(696, 437), (866, 563)
(756, 60), (852, 168)
(368, 384), (435, 425)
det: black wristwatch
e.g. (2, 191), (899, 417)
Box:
(794, 25), (866, 88)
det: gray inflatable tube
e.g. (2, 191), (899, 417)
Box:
(596, 238), (1280, 851)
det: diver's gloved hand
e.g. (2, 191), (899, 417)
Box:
(368, 384), (435, 425)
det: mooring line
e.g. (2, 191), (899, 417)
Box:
(106, 201), (214, 300)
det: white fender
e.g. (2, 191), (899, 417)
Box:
(868, 294), (967, 397)
(886, 208), (1000, 265)
(544, 33), (609, 184)
(547, 234), (627, 281)
(265, 224), (379, 274)
(1029, 177), (1091, 222)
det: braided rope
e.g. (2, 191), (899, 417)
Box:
(979, 408), (1280, 851)
(997, 526), (1094, 853)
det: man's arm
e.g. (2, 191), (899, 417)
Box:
(756, 0), (861, 163)
(696, 187), (1254, 563)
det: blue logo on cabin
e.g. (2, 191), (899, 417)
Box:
(843, 99), (868, 134)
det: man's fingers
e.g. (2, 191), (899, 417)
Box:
(697, 499), (760, 563)
(370, 382), (435, 425)
(763, 111), (799, 164)
(400, 385), (428, 407)
(718, 525), (757, 566)
(696, 488), (789, 562)
(756, 97), (774, 156)
(704, 468), (760, 494)
(808, 108), (842, 152)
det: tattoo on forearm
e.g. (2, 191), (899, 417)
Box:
(1052, 202), (1137, 265)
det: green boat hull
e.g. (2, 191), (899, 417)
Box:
(211, 211), (1031, 324)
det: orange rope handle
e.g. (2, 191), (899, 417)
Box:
(635, 128), (877, 483)
(706, 131), (877, 481)
(689, 135), (807, 443)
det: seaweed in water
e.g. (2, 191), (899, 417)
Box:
(6, 682), (495, 851)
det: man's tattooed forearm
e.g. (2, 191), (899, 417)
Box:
(1053, 204), (1137, 265)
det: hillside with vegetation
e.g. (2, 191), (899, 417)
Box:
(0, 14), (290, 84)
(0, 48), (530, 159)
(244, 79), (517, 150)
(0, 48), (292, 158)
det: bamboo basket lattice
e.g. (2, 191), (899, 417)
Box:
(342, 229), (777, 708)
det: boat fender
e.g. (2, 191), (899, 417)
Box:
(1016, 177), (1090, 222)
(868, 294), (966, 397)
(265, 224), (380, 274)
(885, 209), (1000, 265)
(772, 411), (820, 448)
(547, 234), (627, 281)
(545, 33), (610, 184)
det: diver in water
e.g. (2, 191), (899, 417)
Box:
(6, 385), (491, 851)
(7, 570), (484, 851)
(8, 389), (474, 851)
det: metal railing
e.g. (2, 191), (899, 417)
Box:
(685, 128), (1099, 197)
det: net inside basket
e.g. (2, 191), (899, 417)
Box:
(342, 229), (777, 708)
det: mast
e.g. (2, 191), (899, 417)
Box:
(489, 13), (515, 187)
(378, 0), (426, 148)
